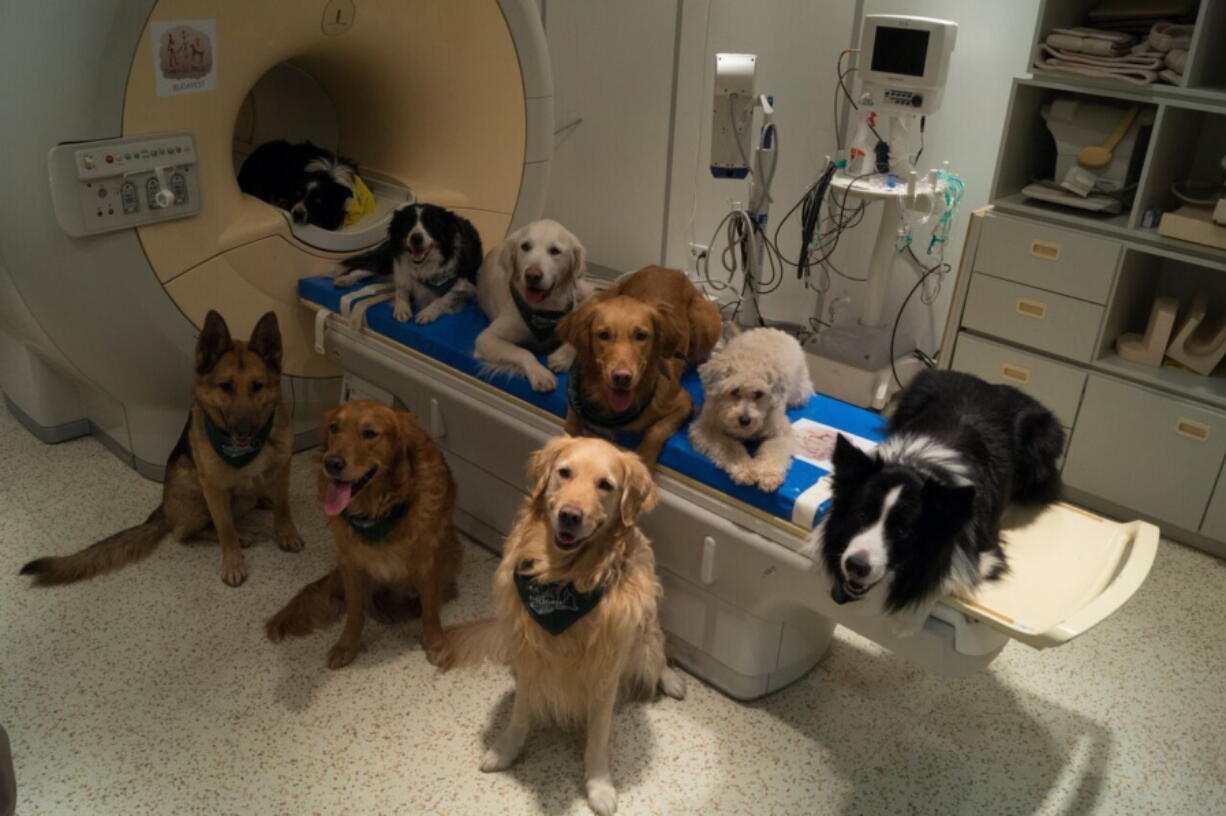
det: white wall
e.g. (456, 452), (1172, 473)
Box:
(542, 0), (1040, 358)
(539, 0), (678, 274)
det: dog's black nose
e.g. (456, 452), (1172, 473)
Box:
(409, 232), (425, 249)
(525, 270), (543, 286)
(231, 418), (256, 438)
(557, 506), (583, 530)
(323, 455), (346, 477)
(611, 371), (632, 389)
(738, 415), (752, 427)
(845, 554), (871, 579)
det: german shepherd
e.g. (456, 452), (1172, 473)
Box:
(20, 310), (304, 587)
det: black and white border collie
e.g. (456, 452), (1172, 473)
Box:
(806, 370), (1065, 636)
(333, 203), (483, 325)
(237, 140), (356, 230)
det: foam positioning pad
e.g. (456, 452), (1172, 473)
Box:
(299, 276), (885, 526)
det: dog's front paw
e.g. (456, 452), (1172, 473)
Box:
(393, 302), (413, 322)
(546, 345), (574, 373)
(480, 745), (518, 773)
(333, 269), (365, 288)
(220, 554), (247, 587)
(276, 529), (305, 553)
(422, 632), (448, 666)
(526, 365), (558, 392)
(414, 302), (446, 325)
(586, 778), (618, 816)
(265, 614), (289, 643)
(659, 666), (687, 700)
(753, 464), (787, 493)
(327, 640), (360, 670)
(728, 462), (757, 485)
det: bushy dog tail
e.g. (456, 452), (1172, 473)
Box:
(19, 507), (169, 586)
(340, 238), (397, 278)
(265, 569), (346, 642)
(439, 618), (507, 671)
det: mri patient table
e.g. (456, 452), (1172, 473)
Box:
(301, 276), (1158, 700)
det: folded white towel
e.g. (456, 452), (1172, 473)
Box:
(1148, 22), (1194, 52)
(1166, 48), (1188, 72)
(1048, 27), (1137, 57)
(1034, 43), (1162, 85)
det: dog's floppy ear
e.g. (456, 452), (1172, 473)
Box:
(698, 354), (732, 391)
(248, 311), (282, 373)
(831, 434), (878, 486)
(650, 303), (683, 361)
(503, 224), (529, 276)
(320, 406), (339, 445)
(392, 410), (421, 489)
(568, 235), (588, 282)
(527, 436), (572, 508)
(556, 299), (598, 358)
(619, 450), (658, 526)
(196, 310), (232, 374)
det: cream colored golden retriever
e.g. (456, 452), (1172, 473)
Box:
(442, 436), (685, 816)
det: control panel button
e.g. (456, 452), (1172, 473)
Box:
(82, 155), (95, 170)
(120, 181), (139, 214)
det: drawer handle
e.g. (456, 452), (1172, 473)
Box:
(1029, 239), (1062, 261)
(1016, 298), (1047, 320)
(1001, 363), (1031, 385)
(1175, 418), (1210, 442)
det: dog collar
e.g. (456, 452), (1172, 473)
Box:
(418, 267), (460, 297)
(201, 410), (275, 469)
(341, 500), (410, 542)
(513, 559), (604, 635)
(566, 361), (658, 429)
(509, 283), (573, 350)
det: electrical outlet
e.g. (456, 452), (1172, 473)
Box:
(689, 242), (709, 259)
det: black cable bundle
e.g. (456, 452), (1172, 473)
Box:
(796, 161), (836, 281)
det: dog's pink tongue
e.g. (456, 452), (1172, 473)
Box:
(324, 481), (353, 516)
(525, 288), (546, 304)
(608, 389), (634, 412)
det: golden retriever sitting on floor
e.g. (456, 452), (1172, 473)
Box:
(266, 400), (462, 668)
(442, 436), (685, 816)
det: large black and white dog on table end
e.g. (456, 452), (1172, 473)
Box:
(805, 370), (1065, 636)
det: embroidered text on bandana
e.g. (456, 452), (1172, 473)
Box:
(513, 559), (604, 635)
(509, 283), (572, 352)
(201, 411), (275, 469)
(342, 500), (410, 542)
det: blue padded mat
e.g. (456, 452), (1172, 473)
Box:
(300, 276), (886, 525)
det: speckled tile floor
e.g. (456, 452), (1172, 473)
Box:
(2, 406), (1225, 816)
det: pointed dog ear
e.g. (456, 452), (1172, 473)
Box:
(196, 310), (232, 374)
(248, 311), (282, 373)
(527, 436), (572, 511)
(832, 434), (879, 486)
(619, 450), (658, 526)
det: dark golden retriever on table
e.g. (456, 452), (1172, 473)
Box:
(556, 265), (722, 468)
(441, 436), (685, 816)
(265, 400), (461, 668)
(20, 310), (303, 588)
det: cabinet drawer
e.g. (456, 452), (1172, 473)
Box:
(951, 333), (1086, 428)
(1198, 460), (1226, 545)
(976, 215), (1119, 303)
(1064, 375), (1226, 531)
(963, 274), (1104, 362)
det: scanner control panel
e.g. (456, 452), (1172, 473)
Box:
(48, 133), (201, 237)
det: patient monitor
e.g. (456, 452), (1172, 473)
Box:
(858, 14), (957, 116)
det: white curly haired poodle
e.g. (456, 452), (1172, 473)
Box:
(689, 327), (814, 491)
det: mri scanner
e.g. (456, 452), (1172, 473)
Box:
(0, 1), (1158, 699)
(0, 0), (550, 477)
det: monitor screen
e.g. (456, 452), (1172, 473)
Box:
(870, 26), (930, 77)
